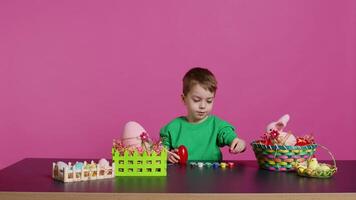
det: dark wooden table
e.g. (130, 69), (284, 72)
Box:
(0, 158), (355, 200)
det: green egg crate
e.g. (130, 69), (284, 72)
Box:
(112, 148), (167, 176)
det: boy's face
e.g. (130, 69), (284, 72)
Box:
(182, 84), (215, 123)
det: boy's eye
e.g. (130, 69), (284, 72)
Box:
(206, 98), (213, 104)
(193, 99), (200, 102)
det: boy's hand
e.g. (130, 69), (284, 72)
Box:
(229, 138), (246, 154)
(168, 149), (180, 163)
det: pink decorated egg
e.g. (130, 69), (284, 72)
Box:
(97, 159), (109, 170)
(121, 121), (146, 147)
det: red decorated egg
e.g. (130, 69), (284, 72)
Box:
(178, 145), (188, 164)
(296, 138), (309, 146)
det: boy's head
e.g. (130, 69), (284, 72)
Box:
(182, 67), (217, 123)
(183, 67), (217, 96)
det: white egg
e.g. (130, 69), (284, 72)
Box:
(57, 161), (68, 170)
(279, 132), (297, 146)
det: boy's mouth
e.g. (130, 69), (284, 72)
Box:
(197, 111), (206, 116)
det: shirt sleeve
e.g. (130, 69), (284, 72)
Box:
(159, 126), (172, 150)
(217, 124), (237, 147)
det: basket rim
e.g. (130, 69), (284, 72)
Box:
(250, 141), (318, 150)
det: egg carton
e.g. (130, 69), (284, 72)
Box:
(112, 147), (167, 176)
(52, 159), (115, 182)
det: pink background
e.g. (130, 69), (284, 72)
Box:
(0, 0), (355, 169)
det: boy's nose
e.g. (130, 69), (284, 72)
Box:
(199, 102), (206, 109)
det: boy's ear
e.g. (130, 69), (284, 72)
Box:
(181, 94), (186, 104)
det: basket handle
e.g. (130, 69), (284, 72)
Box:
(316, 144), (337, 168)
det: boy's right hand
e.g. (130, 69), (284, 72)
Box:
(168, 149), (180, 163)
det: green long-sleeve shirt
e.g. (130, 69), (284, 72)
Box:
(159, 115), (237, 161)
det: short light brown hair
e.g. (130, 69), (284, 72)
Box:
(183, 67), (217, 96)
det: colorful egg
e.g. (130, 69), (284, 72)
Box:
(57, 161), (68, 170)
(205, 162), (212, 167)
(121, 121), (146, 147)
(177, 145), (188, 165)
(98, 158), (109, 168)
(212, 162), (220, 168)
(197, 162), (204, 168)
(279, 167), (287, 171)
(280, 162), (287, 166)
(220, 162), (227, 168)
(267, 160), (275, 165)
(227, 162), (235, 168)
(269, 167), (276, 171)
(298, 166), (306, 173)
(73, 162), (84, 171)
(267, 154), (275, 159)
(284, 158), (294, 163)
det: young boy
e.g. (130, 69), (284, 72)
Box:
(160, 67), (246, 163)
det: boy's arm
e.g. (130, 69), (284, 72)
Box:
(229, 137), (246, 153)
(159, 127), (172, 150)
(160, 127), (181, 163)
(217, 126), (237, 147)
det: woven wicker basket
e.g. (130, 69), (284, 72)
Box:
(251, 141), (317, 171)
(295, 145), (337, 178)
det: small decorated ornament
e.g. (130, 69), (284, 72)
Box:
(140, 132), (149, 141)
(140, 132), (153, 152)
(227, 162), (235, 168)
(269, 130), (280, 140)
(212, 162), (220, 168)
(197, 162), (204, 168)
(205, 162), (212, 167)
(220, 162), (227, 168)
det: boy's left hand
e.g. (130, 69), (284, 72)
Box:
(229, 138), (246, 154)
